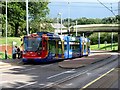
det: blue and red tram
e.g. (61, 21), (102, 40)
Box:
(22, 32), (90, 63)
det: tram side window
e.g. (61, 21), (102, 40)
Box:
(84, 43), (86, 51)
(70, 42), (73, 50)
(88, 42), (90, 48)
(64, 42), (67, 51)
(43, 40), (47, 50)
(72, 43), (79, 53)
(58, 41), (62, 54)
(49, 40), (55, 54)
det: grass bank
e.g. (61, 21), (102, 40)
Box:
(0, 37), (22, 46)
(0, 52), (12, 59)
(90, 43), (118, 51)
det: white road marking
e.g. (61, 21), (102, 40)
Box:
(19, 68), (35, 72)
(44, 82), (54, 87)
(41, 64), (53, 68)
(43, 70), (88, 88)
(65, 70), (76, 73)
(47, 69), (76, 79)
(0, 81), (8, 84)
(81, 68), (115, 90)
(39, 84), (45, 86)
(65, 83), (73, 86)
(47, 72), (66, 79)
(0, 66), (24, 71)
(87, 73), (92, 76)
(16, 81), (37, 89)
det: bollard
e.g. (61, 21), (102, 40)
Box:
(5, 50), (7, 59)
(104, 41), (107, 50)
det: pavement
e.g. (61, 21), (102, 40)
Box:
(0, 59), (22, 68)
(58, 54), (112, 69)
(0, 53), (112, 69)
(86, 67), (120, 88)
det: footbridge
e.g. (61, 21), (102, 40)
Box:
(61, 24), (120, 51)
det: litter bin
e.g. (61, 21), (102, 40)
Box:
(5, 50), (7, 59)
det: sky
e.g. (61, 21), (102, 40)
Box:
(48, 0), (119, 19)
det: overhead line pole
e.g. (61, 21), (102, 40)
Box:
(5, 0), (8, 59)
(68, 2), (70, 36)
(97, 0), (116, 50)
(57, 15), (59, 35)
(97, 0), (116, 16)
(60, 13), (62, 35)
(26, 0), (29, 35)
(98, 32), (100, 49)
(110, 3), (114, 50)
(118, 1), (120, 52)
(76, 20), (77, 36)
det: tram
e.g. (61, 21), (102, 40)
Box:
(22, 32), (90, 63)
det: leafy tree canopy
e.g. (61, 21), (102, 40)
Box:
(1, 0), (52, 37)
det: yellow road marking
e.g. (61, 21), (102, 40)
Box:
(80, 68), (115, 90)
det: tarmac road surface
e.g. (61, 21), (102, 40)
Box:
(0, 52), (119, 89)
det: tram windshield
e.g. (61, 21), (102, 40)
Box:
(23, 37), (42, 52)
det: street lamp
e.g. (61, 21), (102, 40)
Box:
(98, 32), (100, 49)
(26, 0), (29, 35)
(58, 13), (62, 35)
(111, 32), (113, 50)
(68, 2), (70, 36)
(57, 15), (59, 35)
(76, 20), (77, 36)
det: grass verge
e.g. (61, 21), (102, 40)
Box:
(90, 43), (118, 51)
(0, 52), (12, 59)
(0, 37), (22, 46)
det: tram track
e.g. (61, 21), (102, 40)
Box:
(1, 53), (119, 89)
(42, 54), (118, 89)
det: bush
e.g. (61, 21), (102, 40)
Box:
(89, 32), (118, 45)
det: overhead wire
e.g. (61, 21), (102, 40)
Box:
(48, 2), (117, 9)
(97, 0), (116, 16)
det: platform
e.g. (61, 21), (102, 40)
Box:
(59, 54), (112, 69)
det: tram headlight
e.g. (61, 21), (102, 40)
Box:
(37, 52), (41, 55)
(23, 51), (26, 55)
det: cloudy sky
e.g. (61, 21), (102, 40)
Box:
(48, 0), (119, 19)
(50, 0), (119, 3)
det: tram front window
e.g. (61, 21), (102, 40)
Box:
(23, 37), (42, 52)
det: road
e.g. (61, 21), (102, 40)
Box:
(0, 52), (120, 89)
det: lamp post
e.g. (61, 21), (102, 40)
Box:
(98, 32), (100, 49)
(68, 2), (70, 36)
(57, 15), (59, 35)
(111, 32), (113, 50)
(26, 0), (29, 35)
(58, 13), (62, 35)
(5, 0), (7, 59)
(76, 20), (77, 36)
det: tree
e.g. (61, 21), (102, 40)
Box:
(1, 0), (50, 37)
(28, 1), (50, 33)
(2, 2), (26, 37)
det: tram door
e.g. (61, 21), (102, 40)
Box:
(55, 40), (58, 58)
(80, 37), (83, 56)
(48, 40), (56, 59)
(58, 41), (64, 59)
(64, 36), (72, 59)
(83, 38), (88, 56)
(49, 40), (63, 59)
